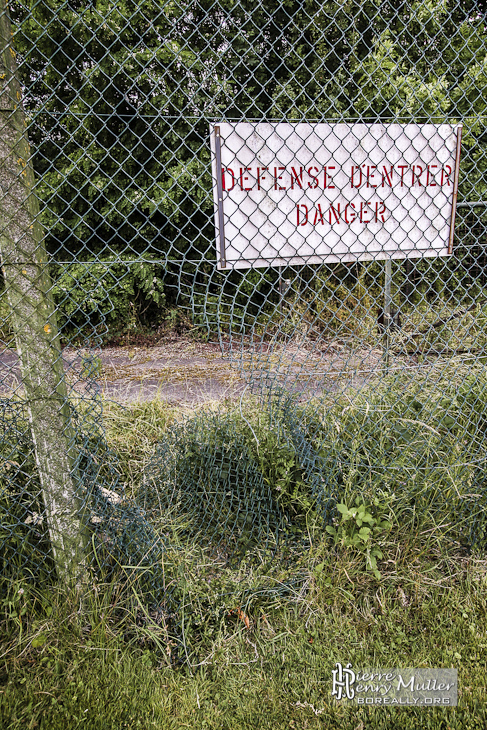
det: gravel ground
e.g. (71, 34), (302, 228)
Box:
(0, 333), (399, 405)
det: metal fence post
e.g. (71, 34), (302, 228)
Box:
(383, 258), (393, 373)
(0, 1), (88, 585)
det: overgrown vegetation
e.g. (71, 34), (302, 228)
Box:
(1, 514), (486, 729)
(2, 372), (487, 727)
(51, 256), (166, 341)
(39, 253), (487, 344)
(134, 368), (487, 559)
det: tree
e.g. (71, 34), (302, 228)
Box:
(10, 0), (487, 328)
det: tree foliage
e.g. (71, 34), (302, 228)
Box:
(10, 0), (487, 324)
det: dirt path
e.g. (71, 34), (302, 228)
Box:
(0, 334), (391, 405)
(96, 339), (247, 404)
(0, 337), (246, 405)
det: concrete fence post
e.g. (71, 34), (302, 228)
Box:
(0, 1), (88, 584)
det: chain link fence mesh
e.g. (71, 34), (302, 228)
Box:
(2, 0), (487, 609)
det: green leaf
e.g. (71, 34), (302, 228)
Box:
(32, 633), (47, 648)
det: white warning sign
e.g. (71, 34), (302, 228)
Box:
(210, 122), (461, 269)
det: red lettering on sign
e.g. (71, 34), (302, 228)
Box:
(441, 165), (452, 186)
(307, 166), (320, 189)
(239, 167), (252, 191)
(313, 204), (325, 225)
(344, 202), (356, 223)
(398, 165), (408, 186)
(324, 166), (336, 189)
(350, 165), (363, 189)
(222, 167), (235, 192)
(412, 165), (423, 186)
(297, 204), (308, 225)
(329, 203), (341, 225)
(381, 166), (393, 187)
(291, 166), (304, 189)
(367, 165), (378, 188)
(360, 201), (372, 223)
(274, 166), (286, 190)
(257, 167), (268, 190)
(375, 201), (386, 222)
(427, 164), (438, 186)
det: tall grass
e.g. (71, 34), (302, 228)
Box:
(2, 371), (487, 728)
(138, 367), (487, 556)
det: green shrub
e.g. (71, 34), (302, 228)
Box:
(51, 255), (166, 339)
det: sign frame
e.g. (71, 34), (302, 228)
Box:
(210, 122), (462, 270)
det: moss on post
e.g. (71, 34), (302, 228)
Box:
(0, 2), (88, 584)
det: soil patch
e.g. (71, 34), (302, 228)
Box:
(0, 334), (404, 405)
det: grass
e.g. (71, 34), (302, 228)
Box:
(1, 535), (486, 729)
(101, 399), (182, 493)
(2, 372), (487, 729)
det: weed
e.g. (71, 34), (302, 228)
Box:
(325, 496), (393, 578)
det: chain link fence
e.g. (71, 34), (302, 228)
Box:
(2, 0), (487, 601)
